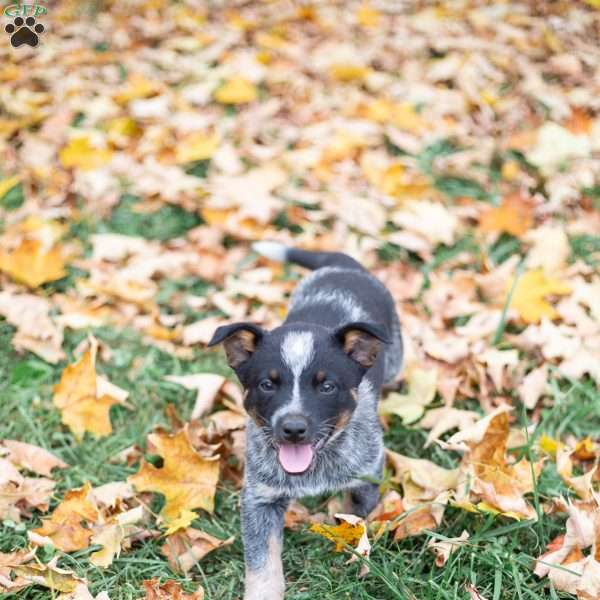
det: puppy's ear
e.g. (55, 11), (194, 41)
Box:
(334, 322), (389, 369)
(208, 323), (265, 369)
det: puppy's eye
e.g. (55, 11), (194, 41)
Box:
(319, 381), (337, 394)
(259, 379), (275, 392)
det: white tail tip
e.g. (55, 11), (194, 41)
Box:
(252, 241), (288, 262)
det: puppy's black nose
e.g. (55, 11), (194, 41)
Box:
(281, 415), (309, 443)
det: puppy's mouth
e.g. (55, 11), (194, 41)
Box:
(276, 435), (329, 475)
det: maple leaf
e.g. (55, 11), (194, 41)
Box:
(129, 429), (220, 532)
(142, 579), (204, 600)
(509, 269), (571, 324)
(59, 136), (113, 171)
(310, 513), (370, 558)
(175, 132), (220, 164)
(31, 482), (100, 552)
(379, 366), (437, 424)
(1, 440), (67, 477)
(53, 343), (122, 439)
(0, 239), (67, 288)
(161, 527), (234, 574)
(213, 78), (257, 104)
(479, 195), (534, 237)
(12, 558), (84, 594)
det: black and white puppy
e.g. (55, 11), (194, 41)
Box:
(208, 242), (403, 600)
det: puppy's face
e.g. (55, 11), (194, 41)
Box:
(209, 322), (386, 474)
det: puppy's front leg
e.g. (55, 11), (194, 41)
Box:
(241, 488), (289, 600)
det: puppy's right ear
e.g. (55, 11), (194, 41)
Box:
(207, 323), (265, 369)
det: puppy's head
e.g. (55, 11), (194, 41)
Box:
(208, 321), (387, 475)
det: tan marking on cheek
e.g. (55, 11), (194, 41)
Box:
(244, 534), (284, 600)
(334, 409), (352, 433)
(246, 405), (265, 428)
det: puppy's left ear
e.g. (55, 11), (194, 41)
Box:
(334, 322), (389, 369)
(208, 322), (265, 369)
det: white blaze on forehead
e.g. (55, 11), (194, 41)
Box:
(281, 331), (314, 377)
(275, 331), (315, 417)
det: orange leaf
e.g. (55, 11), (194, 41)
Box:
(0, 239), (66, 288)
(31, 482), (99, 552)
(142, 579), (204, 600)
(479, 195), (534, 237)
(53, 345), (121, 439)
(129, 429), (220, 532)
(310, 514), (368, 553)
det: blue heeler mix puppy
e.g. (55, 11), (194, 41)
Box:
(208, 242), (403, 600)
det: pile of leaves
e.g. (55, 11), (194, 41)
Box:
(0, 0), (600, 598)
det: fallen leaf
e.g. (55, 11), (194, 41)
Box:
(13, 558), (84, 594)
(509, 269), (571, 324)
(142, 579), (204, 600)
(129, 429), (220, 532)
(59, 136), (113, 171)
(379, 366), (437, 423)
(31, 482), (100, 552)
(53, 341), (122, 439)
(418, 407), (480, 447)
(0, 239), (67, 288)
(214, 78), (257, 104)
(428, 530), (470, 566)
(161, 527), (234, 574)
(1, 440), (67, 477)
(176, 132), (220, 163)
(479, 195), (534, 237)
(164, 373), (226, 419)
(310, 513), (370, 557)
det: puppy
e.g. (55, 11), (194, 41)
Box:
(208, 242), (403, 600)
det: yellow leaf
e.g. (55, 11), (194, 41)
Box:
(479, 195), (534, 237)
(53, 346), (120, 439)
(0, 239), (67, 288)
(214, 78), (257, 104)
(509, 269), (571, 324)
(356, 3), (380, 27)
(31, 482), (99, 552)
(329, 64), (370, 82)
(584, 0), (600, 8)
(104, 117), (140, 140)
(379, 367), (437, 423)
(129, 429), (220, 531)
(0, 175), (20, 199)
(310, 514), (368, 552)
(13, 561), (82, 593)
(538, 434), (561, 456)
(176, 132), (220, 163)
(59, 137), (113, 171)
(114, 74), (159, 104)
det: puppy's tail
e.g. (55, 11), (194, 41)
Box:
(252, 241), (362, 271)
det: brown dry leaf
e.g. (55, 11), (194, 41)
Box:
(518, 365), (549, 410)
(509, 269), (571, 324)
(464, 412), (540, 520)
(164, 373), (226, 419)
(556, 449), (597, 500)
(90, 505), (145, 568)
(418, 407), (480, 448)
(161, 527), (234, 574)
(31, 482), (100, 552)
(428, 530), (470, 567)
(1, 440), (67, 477)
(53, 340), (123, 439)
(0, 239), (67, 288)
(479, 195), (534, 237)
(142, 579), (204, 600)
(0, 292), (65, 363)
(13, 558), (84, 594)
(0, 476), (56, 522)
(128, 429), (220, 533)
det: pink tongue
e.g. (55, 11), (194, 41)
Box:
(278, 444), (314, 474)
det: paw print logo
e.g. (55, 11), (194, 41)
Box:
(5, 16), (44, 48)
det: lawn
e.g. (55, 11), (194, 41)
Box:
(1, 1), (600, 599)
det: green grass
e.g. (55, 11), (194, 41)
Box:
(1, 318), (598, 599)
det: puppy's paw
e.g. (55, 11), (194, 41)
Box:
(244, 575), (284, 600)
